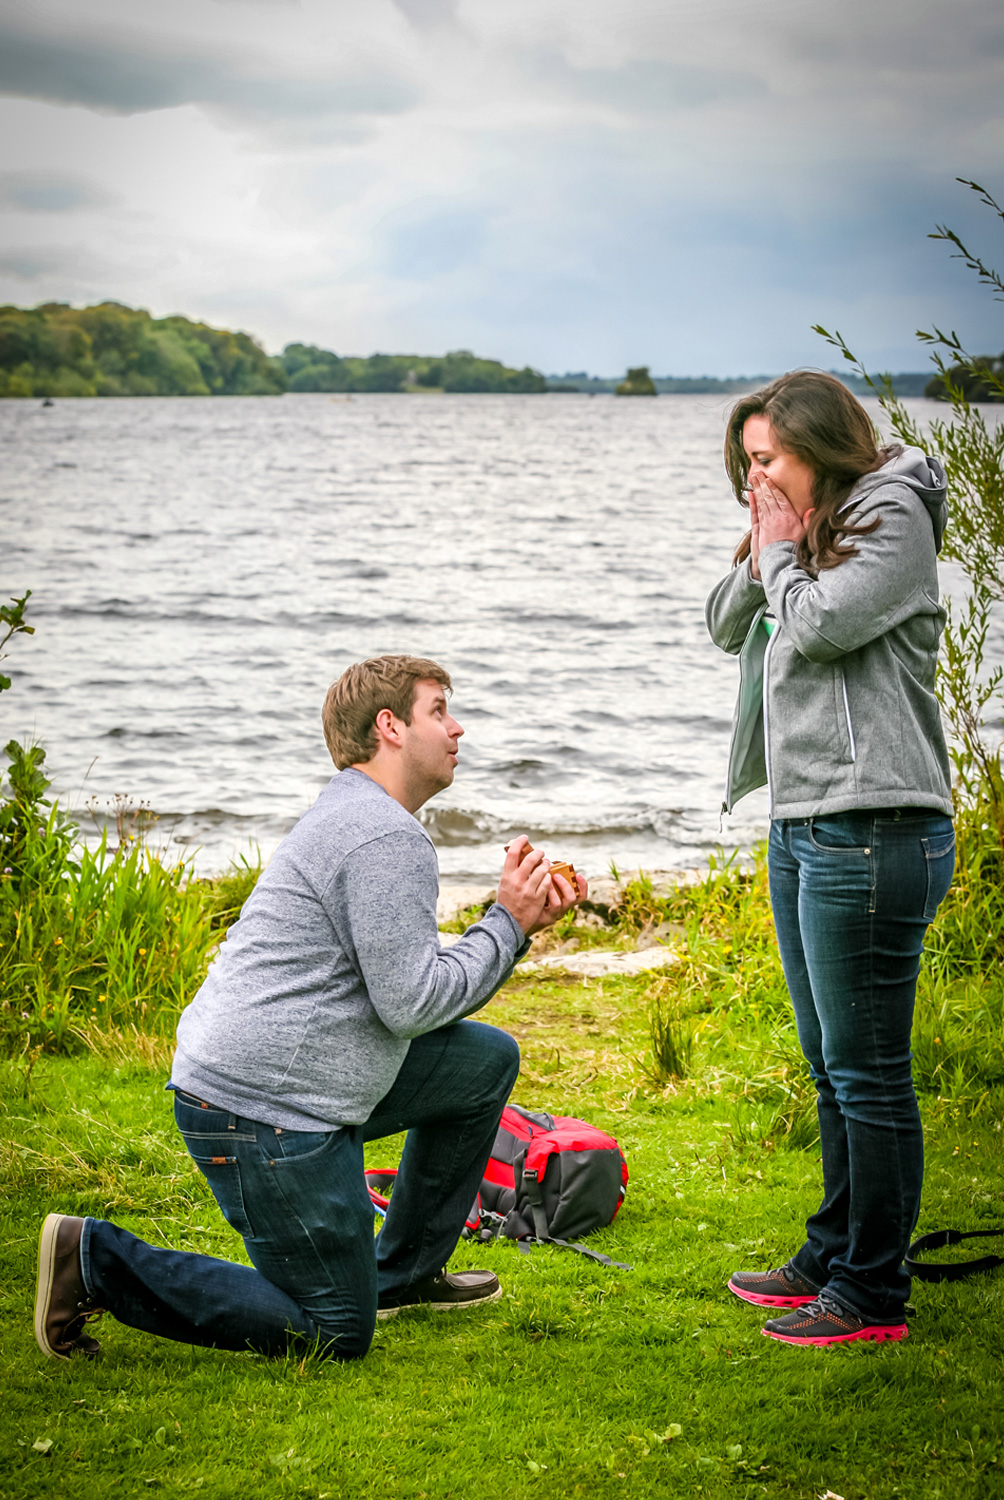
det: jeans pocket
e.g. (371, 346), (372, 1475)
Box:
(922, 829), (955, 921)
(173, 1094), (256, 1141)
(175, 1101), (257, 1239)
(182, 1145), (257, 1239)
(807, 815), (871, 855)
(271, 1128), (340, 1163)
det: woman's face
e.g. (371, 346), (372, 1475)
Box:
(742, 414), (816, 516)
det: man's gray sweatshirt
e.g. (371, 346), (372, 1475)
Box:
(172, 769), (526, 1129)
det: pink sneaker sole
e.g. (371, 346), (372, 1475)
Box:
(763, 1322), (908, 1347)
(728, 1280), (816, 1309)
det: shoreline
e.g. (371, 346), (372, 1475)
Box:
(436, 868), (708, 927)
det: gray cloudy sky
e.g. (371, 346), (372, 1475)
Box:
(0, 0), (1001, 374)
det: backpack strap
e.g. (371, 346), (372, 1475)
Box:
(462, 1209), (509, 1243)
(516, 1235), (632, 1270)
(905, 1227), (1004, 1283)
(519, 1167), (632, 1268)
(521, 1166), (551, 1245)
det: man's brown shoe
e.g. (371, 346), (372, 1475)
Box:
(376, 1268), (502, 1320)
(35, 1214), (105, 1360)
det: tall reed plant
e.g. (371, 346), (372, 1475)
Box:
(0, 736), (261, 1053)
(0, 826), (216, 1050)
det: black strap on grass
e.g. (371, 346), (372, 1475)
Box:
(464, 1210), (632, 1268)
(516, 1235), (632, 1270)
(905, 1227), (1004, 1283)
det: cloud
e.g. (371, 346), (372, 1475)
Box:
(381, 202), (488, 278)
(0, 0), (999, 373)
(0, 169), (115, 212)
(0, 15), (418, 121)
(391, 0), (459, 31)
(531, 52), (765, 114)
(788, 0), (1004, 71)
(0, 245), (92, 279)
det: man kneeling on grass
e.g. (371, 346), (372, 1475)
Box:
(36, 655), (584, 1362)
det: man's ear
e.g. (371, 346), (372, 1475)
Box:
(372, 707), (405, 751)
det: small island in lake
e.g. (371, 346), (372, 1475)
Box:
(615, 366), (657, 396)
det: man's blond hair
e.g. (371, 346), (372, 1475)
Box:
(322, 655), (453, 770)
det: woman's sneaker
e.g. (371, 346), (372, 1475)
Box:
(728, 1261), (820, 1308)
(762, 1293), (908, 1346)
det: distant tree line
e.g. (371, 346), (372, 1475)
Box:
(546, 368), (936, 396)
(279, 343), (546, 394)
(0, 302), (284, 397)
(0, 301), (552, 399)
(8, 298), (974, 403)
(546, 370), (774, 394)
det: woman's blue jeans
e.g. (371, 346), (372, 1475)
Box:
(768, 809), (954, 1323)
(80, 1019), (520, 1360)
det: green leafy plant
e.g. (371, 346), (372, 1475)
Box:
(814, 179), (1004, 605)
(0, 589), (33, 693)
(609, 870), (670, 934)
(814, 176), (1004, 973)
(0, 739), (79, 886)
(0, 593), (76, 887)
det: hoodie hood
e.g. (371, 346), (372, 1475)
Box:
(845, 442), (948, 552)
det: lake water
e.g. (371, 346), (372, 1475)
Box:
(0, 391), (978, 883)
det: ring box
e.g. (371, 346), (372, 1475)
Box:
(504, 842), (580, 897)
(546, 859), (581, 896)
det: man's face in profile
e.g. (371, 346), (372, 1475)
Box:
(399, 680), (465, 803)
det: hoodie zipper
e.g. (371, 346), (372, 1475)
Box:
(721, 604), (770, 817)
(840, 670), (857, 762)
(763, 624), (777, 817)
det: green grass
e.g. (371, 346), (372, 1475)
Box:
(3, 797), (1004, 1497)
(2, 964), (1003, 1500)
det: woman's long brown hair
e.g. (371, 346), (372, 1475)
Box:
(725, 370), (889, 574)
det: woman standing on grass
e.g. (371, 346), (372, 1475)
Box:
(705, 370), (955, 1347)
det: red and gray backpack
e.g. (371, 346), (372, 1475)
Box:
(366, 1103), (630, 1269)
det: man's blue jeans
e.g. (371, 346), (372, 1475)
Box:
(80, 1019), (520, 1359)
(768, 809), (954, 1324)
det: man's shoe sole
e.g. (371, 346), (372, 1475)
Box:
(377, 1285), (504, 1320)
(762, 1321), (908, 1347)
(35, 1213), (69, 1360)
(729, 1281), (817, 1308)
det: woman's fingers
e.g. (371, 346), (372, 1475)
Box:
(751, 472), (805, 547)
(752, 472), (793, 514)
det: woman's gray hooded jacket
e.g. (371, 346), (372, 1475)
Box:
(706, 444), (953, 820)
